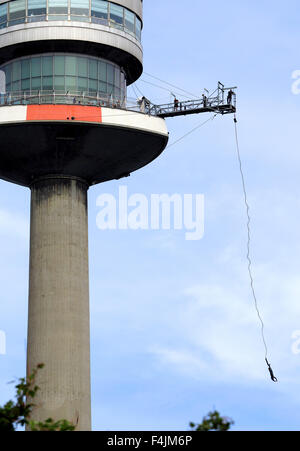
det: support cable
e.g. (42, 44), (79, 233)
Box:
(131, 84), (140, 99)
(139, 79), (192, 99)
(143, 71), (200, 99)
(166, 114), (217, 150)
(233, 115), (278, 383)
(134, 82), (171, 104)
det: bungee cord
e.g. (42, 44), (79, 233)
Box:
(233, 115), (277, 383)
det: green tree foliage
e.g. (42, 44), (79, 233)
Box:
(190, 410), (234, 431)
(0, 364), (75, 431)
(29, 418), (76, 432)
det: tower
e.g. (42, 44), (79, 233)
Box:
(0, 0), (168, 430)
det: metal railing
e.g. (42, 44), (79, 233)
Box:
(148, 83), (237, 118)
(0, 83), (237, 119)
(0, 90), (151, 113)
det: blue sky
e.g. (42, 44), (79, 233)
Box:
(1, 0), (300, 431)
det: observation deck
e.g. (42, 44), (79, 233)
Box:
(0, 91), (168, 187)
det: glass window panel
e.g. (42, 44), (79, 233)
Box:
(78, 57), (88, 77)
(114, 87), (121, 101)
(98, 61), (106, 82)
(21, 78), (30, 90)
(114, 67), (120, 87)
(4, 65), (11, 86)
(9, 0), (25, 19)
(65, 56), (76, 76)
(107, 84), (114, 96)
(48, 15), (68, 20)
(0, 3), (7, 19)
(107, 64), (114, 84)
(89, 79), (97, 92)
(31, 77), (41, 89)
(110, 3), (123, 29)
(27, 15), (46, 22)
(0, 69), (5, 92)
(9, 18), (25, 25)
(70, 15), (89, 22)
(124, 9), (135, 35)
(89, 59), (97, 79)
(0, 3), (7, 27)
(65, 76), (76, 90)
(12, 61), (21, 81)
(48, 0), (68, 15)
(12, 80), (20, 91)
(98, 81), (107, 93)
(78, 77), (87, 90)
(31, 57), (41, 77)
(91, 0), (108, 19)
(121, 71), (125, 88)
(42, 56), (53, 76)
(42, 76), (53, 89)
(54, 76), (64, 91)
(21, 60), (30, 78)
(28, 0), (46, 16)
(135, 17), (142, 40)
(70, 0), (89, 16)
(54, 55), (65, 75)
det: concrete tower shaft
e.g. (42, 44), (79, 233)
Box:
(27, 176), (91, 430)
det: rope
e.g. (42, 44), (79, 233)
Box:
(234, 115), (278, 383)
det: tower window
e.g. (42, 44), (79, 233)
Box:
(0, 53), (127, 104)
(48, 0), (68, 15)
(0, 0), (143, 42)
